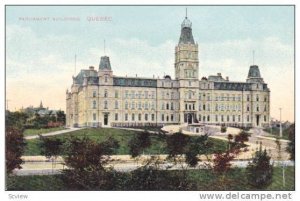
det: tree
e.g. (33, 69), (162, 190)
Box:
(246, 145), (273, 189)
(129, 130), (151, 158)
(184, 135), (212, 167)
(166, 132), (189, 160)
(61, 135), (120, 190)
(232, 130), (250, 150)
(286, 124), (295, 161)
(5, 111), (28, 129)
(6, 127), (26, 174)
(124, 166), (195, 190)
(56, 110), (66, 124)
(221, 125), (227, 133)
(39, 136), (64, 170)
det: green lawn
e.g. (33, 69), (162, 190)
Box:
(23, 127), (67, 137)
(263, 127), (290, 140)
(7, 166), (294, 191)
(187, 166), (295, 191)
(24, 128), (228, 156)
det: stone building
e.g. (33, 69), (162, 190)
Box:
(66, 15), (270, 128)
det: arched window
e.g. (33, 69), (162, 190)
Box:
(92, 100), (96, 109)
(115, 101), (118, 109)
(104, 101), (108, 109)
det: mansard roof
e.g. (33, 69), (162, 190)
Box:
(113, 77), (157, 88)
(247, 65), (261, 78)
(99, 56), (112, 70)
(214, 81), (269, 91)
(74, 69), (97, 85)
(214, 82), (252, 91)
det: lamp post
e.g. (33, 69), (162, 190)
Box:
(279, 108), (282, 138)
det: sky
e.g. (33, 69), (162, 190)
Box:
(5, 5), (294, 122)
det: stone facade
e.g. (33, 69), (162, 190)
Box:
(66, 16), (270, 128)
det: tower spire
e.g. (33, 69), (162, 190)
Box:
(104, 39), (106, 55)
(186, 7), (187, 19)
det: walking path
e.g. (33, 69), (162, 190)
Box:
(14, 159), (295, 176)
(25, 127), (84, 140)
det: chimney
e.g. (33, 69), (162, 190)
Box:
(89, 66), (94, 70)
(217, 73), (221, 76)
(226, 76), (229, 81)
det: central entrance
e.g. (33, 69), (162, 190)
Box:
(104, 113), (108, 126)
(184, 113), (196, 124)
(256, 115), (260, 126)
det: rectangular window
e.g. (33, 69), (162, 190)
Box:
(264, 115), (267, 122)
(93, 91), (96, 97)
(115, 101), (118, 109)
(125, 90), (129, 99)
(151, 114), (155, 121)
(93, 113), (96, 121)
(125, 113), (128, 121)
(215, 115), (218, 122)
(247, 115), (250, 122)
(145, 114), (148, 121)
(115, 113), (118, 121)
(247, 95), (250, 101)
(115, 90), (119, 98)
(171, 114), (174, 121)
(145, 91), (148, 99)
(132, 114), (135, 121)
(138, 114), (141, 121)
(161, 114), (164, 121)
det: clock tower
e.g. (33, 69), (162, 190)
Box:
(175, 14), (199, 80)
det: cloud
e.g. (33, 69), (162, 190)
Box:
(6, 25), (294, 121)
